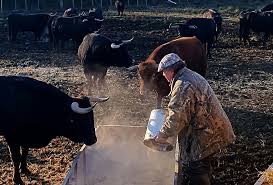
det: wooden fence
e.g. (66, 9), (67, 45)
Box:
(0, 0), (184, 12)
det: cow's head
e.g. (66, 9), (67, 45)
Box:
(65, 96), (109, 146)
(138, 60), (159, 95)
(108, 37), (134, 68)
(82, 8), (103, 30)
(63, 8), (78, 17)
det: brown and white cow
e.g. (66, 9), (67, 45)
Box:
(133, 37), (207, 108)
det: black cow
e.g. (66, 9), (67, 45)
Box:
(78, 33), (134, 93)
(203, 9), (223, 43)
(115, 0), (125, 16)
(239, 10), (273, 45)
(169, 18), (217, 58)
(0, 76), (109, 185)
(261, 3), (273, 12)
(8, 13), (52, 41)
(63, 8), (79, 17)
(51, 8), (104, 49)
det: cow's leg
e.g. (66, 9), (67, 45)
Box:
(263, 33), (269, 46)
(8, 25), (12, 41)
(156, 94), (163, 109)
(20, 147), (30, 174)
(97, 69), (107, 94)
(7, 142), (24, 185)
(207, 41), (212, 59)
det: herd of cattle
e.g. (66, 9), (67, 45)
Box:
(1, 3), (273, 185)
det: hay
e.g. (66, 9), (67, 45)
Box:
(261, 169), (273, 184)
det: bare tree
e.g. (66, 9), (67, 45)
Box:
(14, 0), (17, 9)
(72, 0), (75, 8)
(0, 0), (2, 13)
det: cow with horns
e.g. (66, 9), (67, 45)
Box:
(51, 8), (104, 49)
(129, 37), (207, 108)
(0, 76), (109, 185)
(78, 33), (134, 94)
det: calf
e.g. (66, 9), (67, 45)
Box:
(0, 76), (109, 185)
(135, 37), (207, 108)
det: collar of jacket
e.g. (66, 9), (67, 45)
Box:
(168, 67), (187, 96)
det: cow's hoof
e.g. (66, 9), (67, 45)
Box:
(21, 167), (31, 175)
(14, 178), (24, 185)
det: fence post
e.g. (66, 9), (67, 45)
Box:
(81, 0), (83, 9)
(60, 0), (64, 10)
(128, 0), (129, 7)
(15, 0), (17, 9)
(37, 0), (40, 9)
(25, 0), (28, 11)
(72, 0), (75, 8)
(0, 0), (2, 13)
(137, 0), (138, 6)
(100, 0), (102, 8)
(145, 0), (147, 7)
(109, 0), (112, 7)
(91, 0), (94, 7)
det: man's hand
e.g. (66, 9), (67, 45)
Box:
(155, 132), (169, 144)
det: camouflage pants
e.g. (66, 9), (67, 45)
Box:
(177, 156), (212, 185)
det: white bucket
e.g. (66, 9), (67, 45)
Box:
(143, 109), (175, 152)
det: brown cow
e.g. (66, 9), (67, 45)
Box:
(137, 36), (207, 108)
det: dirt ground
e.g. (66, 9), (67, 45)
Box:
(0, 7), (273, 185)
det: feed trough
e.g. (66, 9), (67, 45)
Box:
(62, 125), (176, 185)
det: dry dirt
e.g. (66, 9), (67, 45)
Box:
(0, 7), (273, 185)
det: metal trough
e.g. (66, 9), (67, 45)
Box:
(62, 125), (176, 185)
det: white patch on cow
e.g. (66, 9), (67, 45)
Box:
(167, 0), (177, 5)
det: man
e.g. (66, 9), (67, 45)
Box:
(154, 53), (236, 185)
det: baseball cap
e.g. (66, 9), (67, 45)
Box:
(158, 53), (182, 72)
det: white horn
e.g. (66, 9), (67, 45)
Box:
(167, 0), (177, 4)
(111, 42), (123, 49)
(169, 23), (181, 29)
(122, 37), (134, 44)
(89, 96), (110, 102)
(209, 9), (216, 13)
(71, 102), (92, 114)
(94, 18), (104, 22)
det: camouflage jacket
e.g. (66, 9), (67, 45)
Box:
(160, 67), (236, 163)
